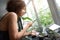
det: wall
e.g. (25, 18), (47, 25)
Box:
(0, 0), (9, 19)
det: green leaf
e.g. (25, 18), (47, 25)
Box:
(22, 17), (32, 21)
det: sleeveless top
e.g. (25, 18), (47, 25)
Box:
(0, 17), (23, 40)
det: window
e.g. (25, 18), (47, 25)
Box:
(22, 0), (54, 32)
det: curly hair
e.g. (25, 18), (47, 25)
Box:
(6, 0), (26, 13)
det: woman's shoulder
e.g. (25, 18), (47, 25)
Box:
(7, 12), (17, 18)
(0, 12), (17, 22)
(7, 12), (17, 21)
(8, 12), (17, 17)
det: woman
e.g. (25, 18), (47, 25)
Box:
(0, 0), (33, 40)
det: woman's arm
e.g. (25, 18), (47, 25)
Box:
(8, 12), (32, 40)
(23, 32), (31, 36)
(23, 31), (37, 36)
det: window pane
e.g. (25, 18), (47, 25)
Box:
(23, 0), (39, 32)
(34, 0), (54, 27)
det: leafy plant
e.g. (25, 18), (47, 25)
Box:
(39, 8), (54, 27)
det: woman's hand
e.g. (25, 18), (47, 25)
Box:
(23, 32), (31, 36)
(31, 30), (36, 36)
(23, 30), (36, 36)
(22, 21), (33, 37)
(27, 21), (33, 28)
(23, 21), (33, 33)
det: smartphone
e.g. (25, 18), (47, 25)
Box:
(32, 19), (37, 23)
